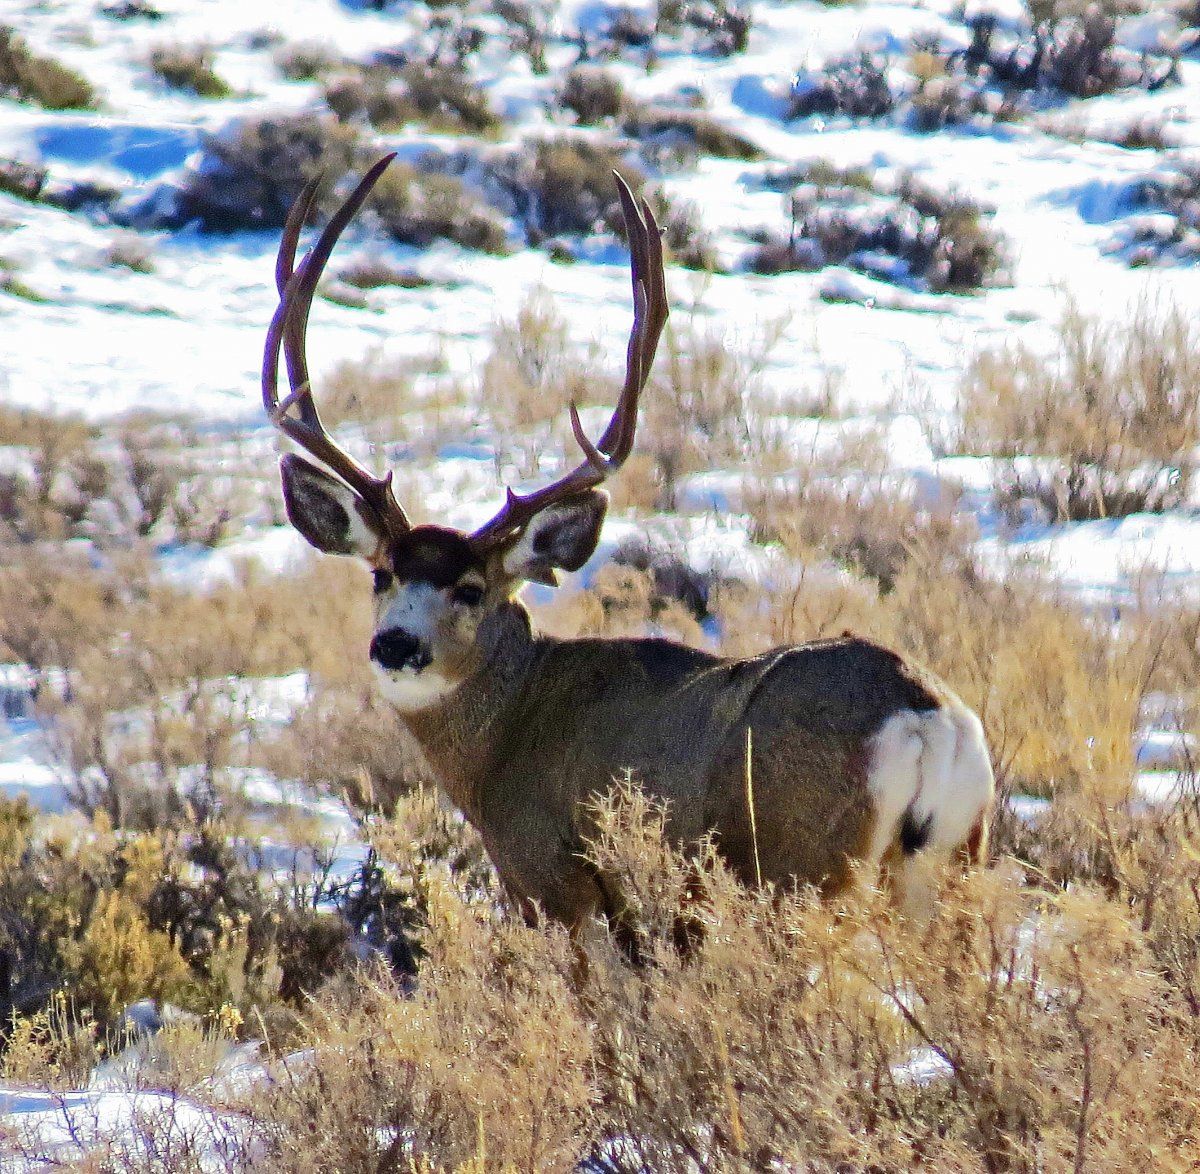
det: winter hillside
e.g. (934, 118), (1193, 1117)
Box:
(2, 0), (1200, 1167)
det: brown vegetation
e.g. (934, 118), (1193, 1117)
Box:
(148, 43), (230, 98)
(0, 27), (95, 110)
(0, 408), (254, 546)
(956, 298), (1200, 519)
(2, 305), (1200, 1168)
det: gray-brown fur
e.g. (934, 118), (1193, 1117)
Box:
(402, 602), (958, 931)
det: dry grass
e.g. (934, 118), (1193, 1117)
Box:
(957, 298), (1200, 520)
(476, 287), (597, 475)
(714, 528), (1146, 803)
(208, 782), (1200, 1170)
(0, 407), (257, 546)
(317, 346), (467, 461)
(5, 318), (1200, 1167)
(148, 43), (230, 98)
(0, 26), (95, 110)
(630, 306), (787, 509)
(2, 498), (1199, 1167)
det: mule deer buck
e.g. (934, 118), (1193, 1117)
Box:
(263, 155), (994, 941)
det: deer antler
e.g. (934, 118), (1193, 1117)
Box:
(470, 173), (669, 552)
(262, 153), (412, 536)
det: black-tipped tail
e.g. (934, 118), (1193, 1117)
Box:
(899, 809), (934, 856)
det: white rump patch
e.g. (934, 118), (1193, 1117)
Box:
(865, 705), (994, 865)
(371, 662), (458, 712)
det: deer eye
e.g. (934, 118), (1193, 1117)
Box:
(451, 583), (484, 607)
(372, 569), (394, 595)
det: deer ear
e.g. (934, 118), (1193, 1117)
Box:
(500, 490), (608, 586)
(280, 454), (383, 558)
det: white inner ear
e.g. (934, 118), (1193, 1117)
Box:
(346, 500), (383, 559)
(501, 523), (544, 579)
(323, 479), (382, 559)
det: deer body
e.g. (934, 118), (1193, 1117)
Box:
(397, 603), (990, 928)
(262, 157), (994, 937)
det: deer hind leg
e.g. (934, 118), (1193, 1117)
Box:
(866, 705), (994, 920)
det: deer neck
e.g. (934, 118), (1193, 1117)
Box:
(399, 602), (541, 819)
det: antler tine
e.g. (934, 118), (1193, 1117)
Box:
(471, 173), (669, 552)
(268, 173), (322, 428)
(262, 154), (412, 535)
(598, 173), (668, 462)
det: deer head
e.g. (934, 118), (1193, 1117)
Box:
(262, 155), (669, 712)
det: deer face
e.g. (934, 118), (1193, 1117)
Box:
(280, 454), (607, 712)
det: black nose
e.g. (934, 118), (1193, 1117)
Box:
(369, 629), (430, 672)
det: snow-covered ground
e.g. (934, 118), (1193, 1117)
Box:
(4, 0), (1200, 596)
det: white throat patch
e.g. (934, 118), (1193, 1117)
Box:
(371, 661), (458, 713)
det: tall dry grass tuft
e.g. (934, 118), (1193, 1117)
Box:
(249, 892), (592, 1171)
(958, 298), (1200, 520)
(478, 288), (595, 476)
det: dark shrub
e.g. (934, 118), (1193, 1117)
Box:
(528, 137), (641, 238)
(656, 0), (752, 56)
(101, 0), (164, 18)
(0, 157), (47, 202)
(326, 62), (498, 134)
(275, 41), (343, 81)
(745, 165), (1004, 293)
(661, 199), (720, 271)
(611, 538), (726, 622)
(369, 164), (508, 253)
(149, 43), (230, 98)
(559, 65), (625, 125)
(324, 68), (412, 129)
(401, 61), (499, 132)
(623, 105), (762, 162)
(959, 9), (1175, 103)
(494, 0), (549, 74)
(789, 53), (893, 120)
(173, 113), (359, 232)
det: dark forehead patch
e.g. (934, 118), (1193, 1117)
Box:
(390, 526), (483, 588)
